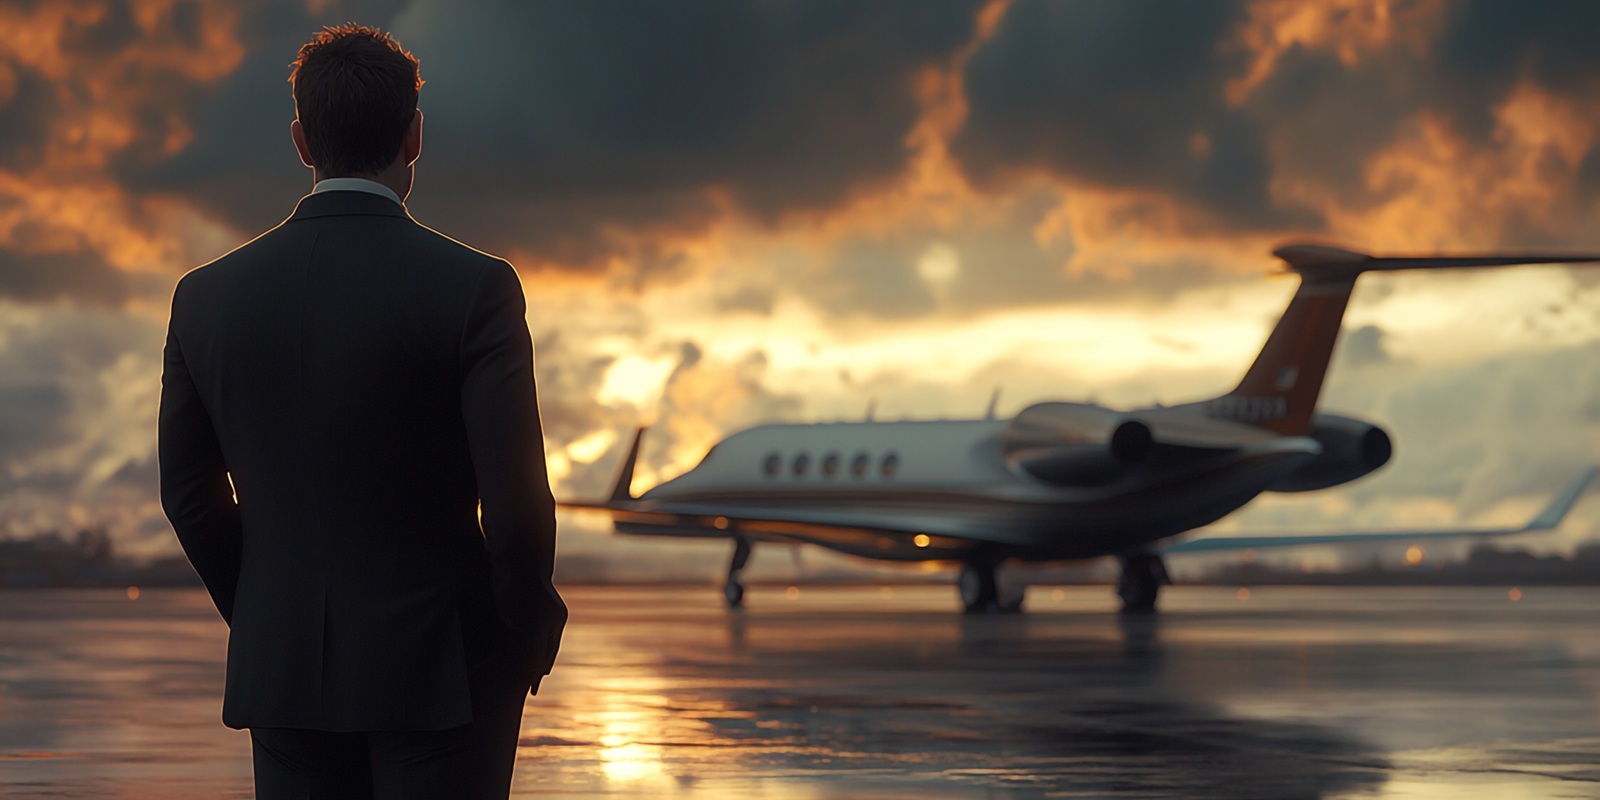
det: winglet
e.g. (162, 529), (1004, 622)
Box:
(1526, 466), (1599, 531)
(609, 427), (646, 502)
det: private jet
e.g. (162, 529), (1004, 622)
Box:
(562, 245), (1600, 613)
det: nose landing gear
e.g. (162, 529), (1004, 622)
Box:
(723, 537), (752, 609)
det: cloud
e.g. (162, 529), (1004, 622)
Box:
(0, 248), (130, 304)
(0, 302), (163, 505)
(1336, 324), (1391, 369)
(952, 1), (1309, 232)
(125, 0), (987, 271)
(0, 0), (247, 306)
(4, 0), (1600, 565)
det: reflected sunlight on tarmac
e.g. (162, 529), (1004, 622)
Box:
(2, 585), (1599, 798)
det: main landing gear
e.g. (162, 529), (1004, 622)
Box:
(958, 559), (1025, 614)
(1117, 553), (1170, 614)
(724, 537), (752, 609)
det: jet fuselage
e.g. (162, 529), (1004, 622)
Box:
(628, 402), (1326, 562)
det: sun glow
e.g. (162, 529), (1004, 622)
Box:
(597, 355), (677, 410)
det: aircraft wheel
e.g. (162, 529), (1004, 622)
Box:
(959, 562), (993, 613)
(723, 578), (746, 609)
(998, 584), (1026, 614)
(1117, 553), (1167, 614)
(960, 561), (1022, 614)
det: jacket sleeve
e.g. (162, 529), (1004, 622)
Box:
(459, 260), (565, 677)
(158, 283), (242, 625)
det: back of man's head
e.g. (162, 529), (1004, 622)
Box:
(289, 24), (422, 177)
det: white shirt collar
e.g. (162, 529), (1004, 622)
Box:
(312, 177), (403, 207)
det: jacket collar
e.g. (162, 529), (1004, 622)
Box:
(288, 190), (411, 221)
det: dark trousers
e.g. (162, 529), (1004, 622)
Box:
(250, 653), (530, 800)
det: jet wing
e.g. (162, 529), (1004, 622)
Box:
(1161, 468), (1597, 554)
(559, 498), (985, 558)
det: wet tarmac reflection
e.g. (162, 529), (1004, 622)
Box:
(2, 585), (1598, 798)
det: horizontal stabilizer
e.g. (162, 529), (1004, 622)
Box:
(1163, 467), (1597, 554)
(1274, 244), (1600, 284)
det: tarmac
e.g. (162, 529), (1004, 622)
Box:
(2, 584), (1598, 798)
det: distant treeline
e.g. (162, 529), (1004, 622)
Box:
(1191, 543), (1600, 587)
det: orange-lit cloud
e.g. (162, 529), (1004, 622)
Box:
(0, 0), (244, 305)
(1226, 0), (1445, 106)
(1275, 83), (1600, 251)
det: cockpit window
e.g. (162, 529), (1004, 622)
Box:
(881, 452), (900, 478)
(792, 452), (811, 477)
(821, 452), (840, 478)
(762, 453), (781, 478)
(850, 452), (870, 478)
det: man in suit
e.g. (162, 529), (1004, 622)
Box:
(159, 24), (564, 799)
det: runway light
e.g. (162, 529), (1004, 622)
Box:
(1236, 587), (1251, 601)
(1405, 546), (1424, 565)
(913, 534), (931, 548)
(1050, 588), (1065, 602)
(712, 516), (729, 530)
(1508, 587), (1523, 602)
(786, 586), (800, 600)
(125, 586), (140, 601)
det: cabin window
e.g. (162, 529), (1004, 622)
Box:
(850, 452), (870, 478)
(821, 453), (841, 478)
(762, 453), (781, 478)
(881, 452), (900, 478)
(792, 452), (811, 477)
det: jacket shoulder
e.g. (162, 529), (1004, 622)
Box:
(408, 221), (511, 274)
(172, 223), (297, 301)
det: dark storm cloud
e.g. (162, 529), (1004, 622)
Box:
(951, 3), (1600, 244)
(0, 249), (130, 305)
(952, 1), (1307, 231)
(1434, 2), (1600, 142)
(1242, 47), (1417, 214)
(0, 70), (61, 172)
(131, 0), (983, 267)
(120, 1), (412, 232)
(1241, 3), (1600, 224)
(1, 0), (244, 171)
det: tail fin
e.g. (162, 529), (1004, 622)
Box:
(1219, 244), (1600, 436)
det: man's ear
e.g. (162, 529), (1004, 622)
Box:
(403, 109), (423, 167)
(290, 120), (316, 169)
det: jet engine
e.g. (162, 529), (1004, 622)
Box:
(1267, 413), (1392, 492)
(1002, 402), (1154, 486)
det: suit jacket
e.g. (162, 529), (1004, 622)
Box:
(159, 190), (565, 732)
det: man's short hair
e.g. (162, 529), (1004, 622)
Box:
(289, 24), (422, 177)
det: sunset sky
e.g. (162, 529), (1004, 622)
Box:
(2, 0), (1598, 571)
